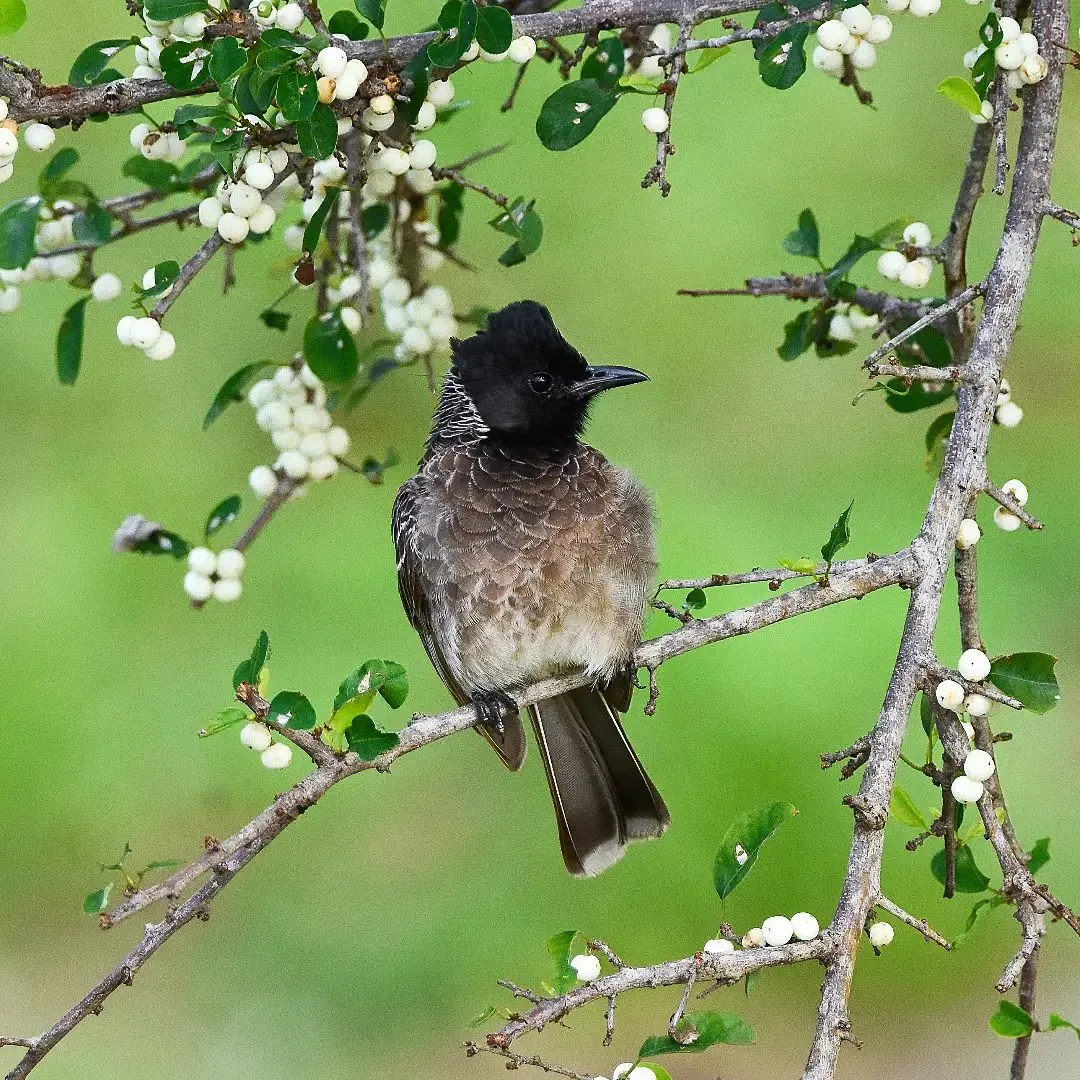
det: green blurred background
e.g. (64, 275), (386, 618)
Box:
(1, 1), (1078, 1077)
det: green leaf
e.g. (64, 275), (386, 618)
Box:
(296, 103), (338, 159)
(778, 309), (815, 361)
(139, 259), (180, 298)
(953, 894), (1006, 946)
(1048, 1014), (1080, 1037)
(1028, 837), (1051, 875)
(713, 802), (797, 900)
(260, 308), (290, 332)
(920, 691), (934, 737)
(824, 235), (878, 291)
(233, 630), (270, 690)
(903, 325), (952, 368)
(146, 0), (207, 16)
(890, 785), (928, 830)
(256, 46), (300, 74)
(304, 310), (360, 383)
(83, 883), (113, 914)
(345, 714), (400, 759)
(378, 661), (409, 708)
(536, 79), (619, 151)
(821, 501), (853, 567)
(428, 0), (477, 67)
(205, 494), (241, 537)
(989, 653), (1061, 714)
(684, 588), (707, 611)
(203, 360), (269, 429)
(931, 842), (991, 894)
(268, 690), (317, 730)
(644, 1068), (673, 1080)
(938, 75), (982, 117)
(782, 208), (819, 260)
(475, 3), (512, 52)
(581, 37), (625, 88)
(924, 411), (954, 473)
(39, 147), (80, 187)
(639, 1011), (755, 1056)
(0, 196), (42, 269)
(778, 556), (819, 574)
(687, 45), (730, 74)
(327, 10), (369, 38)
(990, 1000), (1036, 1038)
(354, 0), (385, 30)
(758, 24), (810, 90)
(362, 201), (391, 240)
(159, 40), (211, 91)
(437, 183), (465, 247)
(198, 705), (250, 737)
(122, 155), (179, 192)
(302, 186), (341, 254)
(884, 377), (954, 414)
(56, 296), (90, 386)
(72, 202), (115, 246)
(209, 37), (247, 84)
(545, 929), (581, 995)
(0, 0), (26, 36)
(69, 38), (135, 86)
(131, 528), (189, 558)
(276, 67), (318, 121)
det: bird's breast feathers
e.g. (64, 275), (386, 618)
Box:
(404, 442), (656, 691)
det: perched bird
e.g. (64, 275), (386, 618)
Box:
(392, 300), (669, 876)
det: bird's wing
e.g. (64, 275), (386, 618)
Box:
(392, 471), (527, 771)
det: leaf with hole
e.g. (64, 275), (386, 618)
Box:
(268, 690), (317, 730)
(536, 79), (619, 151)
(276, 68), (318, 121)
(713, 802), (797, 900)
(304, 310), (360, 383)
(159, 40), (211, 91)
(639, 1011), (755, 1056)
(758, 24), (809, 90)
(581, 37), (625, 88)
(205, 495), (241, 538)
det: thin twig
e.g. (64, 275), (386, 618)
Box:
(983, 483), (1044, 530)
(874, 895), (951, 949)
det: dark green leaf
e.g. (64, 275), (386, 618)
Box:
(990, 1000), (1036, 1038)
(884, 377), (954, 414)
(0, 0), (27, 36)
(713, 802), (797, 900)
(362, 201), (391, 240)
(257, 46), (300, 74)
(159, 40), (210, 91)
(581, 36), (625, 88)
(778, 309), (815, 361)
(139, 260), (180, 298)
(639, 1011), (755, 1056)
(954, 894), (1006, 946)
(145, 0), (207, 16)
(40, 147), (79, 185)
(428, 0), (477, 67)
(345, 714), (400, 759)
(233, 630), (270, 690)
(920, 691), (933, 737)
(83, 883), (113, 914)
(972, 46), (996, 99)
(296, 103), (338, 159)
(354, 0), (385, 30)
(260, 308), (290, 332)
(56, 296), (89, 386)
(758, 24), (809, 90)
(890, 785), (927, 830)
(824, 235), (878, 290)
(205, 494), (241, 537)
(304, 310), (360, 383)
(121, 155), (179, 192)
(475, 3), (512, 52)
(302, 186), (341, 254)
(401, 48), (431, 124)
(989, 653), (1060, 714)
(276, 68), (318, 121)
(209, 37), (247, 83)
(328, 10), (369, 38)
(0, 196), (42, 269)
(437, 182), (464, 247)
(536, 79), (619, 151)
(545, 929), (581, 994)
(903, 325), (952, 367)
(1028, 837), (1051, 875)
(131, 528), (189, 558)
(268, 690), (317, 730)
(782, 208), (819, 259)
(72, 202), (115, 246)
(70, 38), (134, 86)
(378, 660), (409, 708)
(931, 843), (991, 894)
(204, 361), (269, 429)
(821, 501), (853, 567)
(924, 411), (954, 473)
(684, 588), (707, 611)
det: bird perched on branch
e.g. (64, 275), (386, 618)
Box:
(392, 300), (669, 876)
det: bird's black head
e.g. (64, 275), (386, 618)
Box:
(449, 300), (648, 444)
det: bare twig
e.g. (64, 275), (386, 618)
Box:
(874, 895), (951, 949)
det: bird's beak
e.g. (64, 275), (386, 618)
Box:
(569, 365), (650, 399)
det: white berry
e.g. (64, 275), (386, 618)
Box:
(1001, 478), (1028, 506)
(409, 139), (437, 170)
(903, 222), (932, 248)
(840, 4), (872, 34)
(217, 212), (250, 244)
(276, 2), (305, 31)
(183, 571), (214, 601)
(240, 722), (273, 751)
(865, 15), (893, 43)
(316, 46), (348, 79)
(369, 93), (395, 114)
(964, 693), (992, 718)
(129, 317), (162, 350)
(877, 250), (907, 280)
(261, 741), (293, 769)
(412, 101), (437, 131)
(144, 329), (176, 360)
(116, 315), (138, 345)
(935, 679), (965, 712)
(0, 128), (17, 157)
(908, 0), (940, 15)
(899, 257), (932, 290)
(188, 546), (217, 575)
(249, 465), (278, 497)
(23, 123), (55, 152)
(248, 203), (277, 235)
(641, 107), (669, 134)
(951, 775), (984, 804)
(957, 648), (991, 682)
(427, 79), (455, 106)
(964, 748), (996, 782)
(569, 953), (601, 981)
(508, 36), (537, 64)
(91, 273), (123, 302)
(816, 20), (851, 50)
(956, 518), (981, 549)
(761, 915), (794, 946)
(703, 938), (735, 955)
(850, 40), (876, 69)
(812, 45), (844, 75)
(790, 912), (820, 941)
(216, 548), (246, 579)
(867, 922), (894, 948)
(995, 41), (1025, 71)
(995, 401), (1023, 428)
(277, 450), (310, 479)
(998, 16), (1022, 42)
(213, 576), (242, 603)
(198, 197), (223, 229)
(742, 927), (765, 947)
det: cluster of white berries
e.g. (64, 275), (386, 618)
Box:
(378, 280), (459, 362)
(0, 200), (90, 314)
(877, 222), (935, 290)
(0, 99), (58, 187)
(994, 477), (1029, 531)
(247, 364), (351, 492)
(131, 4), (221, 81)
(247, 0), (307, 32)
(935, 650), (994, 732)
(240, 721), (294, 769)
(994, 379), (1024, 430)
(827, 303), (879, 344)
(813, 6), (894, 78)
(313, 46), (371, 105)
(198, 146), (293, 244)
(116, 313), (176, 360)
(183, 545), (246, 602)
(951, 747), (996, 804)
(742, 911), (821, 948)
(963, 17), (1048, 97)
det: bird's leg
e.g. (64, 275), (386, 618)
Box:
(471, 688), (519, 736)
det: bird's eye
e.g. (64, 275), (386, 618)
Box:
(529, 372), (554, 394)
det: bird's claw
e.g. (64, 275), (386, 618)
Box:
(472, 688), (518, 735)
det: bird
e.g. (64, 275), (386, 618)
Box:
(392, 300), (669, 876)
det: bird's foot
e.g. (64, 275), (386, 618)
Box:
(472, 688), (518, 735)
